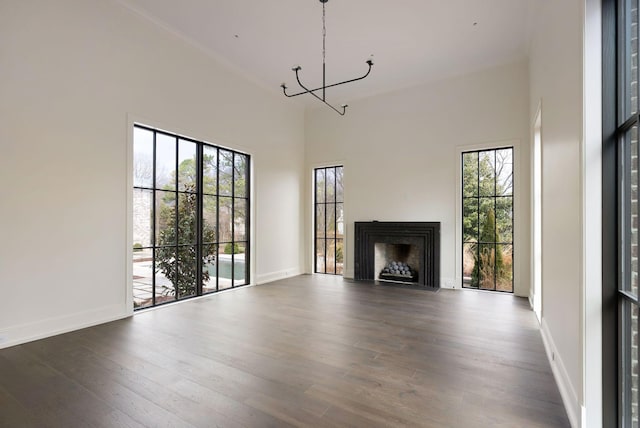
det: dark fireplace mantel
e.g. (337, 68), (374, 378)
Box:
(354, 221), (440, 289)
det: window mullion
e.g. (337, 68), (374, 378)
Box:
(174, 137), (180, 300)
(333, 167), (338, 275)
(196, 144), (203, 296)
(602, 0), (624, 423)
(231, 153), (235, 287)
(246, 161), (251, 284)
(314, 171), (317, 274)
(216, 148), (220, 292)
(152, 130), (157, 307)
(324, 168), (328, 274)
(477, 153), (480, 288)
(493, 150), (498, 291)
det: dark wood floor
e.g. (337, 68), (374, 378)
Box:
(0, 275), (569, 427)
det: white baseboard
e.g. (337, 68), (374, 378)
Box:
(0, 303), (129, 350)
(540, 319), (581, 428)
(255, 267), (303, 285)
(440, 277), (456, 289)
(0, 268), (307, 350)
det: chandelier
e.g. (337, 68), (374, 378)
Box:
(280, 0), (373, 116)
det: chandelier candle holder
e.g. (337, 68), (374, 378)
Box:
(280, 0), (374, 116)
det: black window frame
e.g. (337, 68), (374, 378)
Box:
(314, 165), (344, 275)
(461, 147), (515, 293)
(132, 124), (250, 310)
(603, 0), (640, 425)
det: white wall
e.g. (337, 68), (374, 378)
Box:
(528, 0), (584, 426)
(305, 60), (531, 296)
(0, 0), (305, 348)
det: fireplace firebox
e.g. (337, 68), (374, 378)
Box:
(354, 221), (440, 289)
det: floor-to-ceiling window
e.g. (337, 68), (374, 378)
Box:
(314, 166), (344, 275)
(461, 148), (514, 292)
(603, 0), (640, 425)
(132, 124), (250, 309)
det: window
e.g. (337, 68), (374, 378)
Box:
(314, 166), (344, 275)
(603, 0), (640, 424)
(461, 148), (514, 292)
(132, 125), (250, 309)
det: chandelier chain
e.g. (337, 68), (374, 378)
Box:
(322, 1), (326, 65)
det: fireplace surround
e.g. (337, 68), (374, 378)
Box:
(354, 221), (440, 289)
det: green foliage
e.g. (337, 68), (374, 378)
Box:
(463, 149), (513, 289)
(203, 150), (248, 200)
(462, 153), (498, 241)
(133, 243), (143, 252)
(154, 152), (248, 297)
(156, 166), (216, 298)
(223, 242), (241, 254)
(472, 208), (505, 288)
(336, 242), (343, 262)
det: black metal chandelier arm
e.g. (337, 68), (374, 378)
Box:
(291, 69), (347, 115)
(280, 0), (370, 115)
(281, 60), (373, 98)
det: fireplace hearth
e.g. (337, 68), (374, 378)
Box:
(354, 221), (440, 289)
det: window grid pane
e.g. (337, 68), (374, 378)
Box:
(203, 146), (218, 195)
(133, 125), (250, 309)
(622, 0), (640, 123)
(621, 299), (640, 427)
(621, 120), (640, 425)
(610, 0), (640, 422)
(234, 154), (248, 198)
(461, 148), (513, 293)
(315, 166), (343, 275)
(133, 127), (154, 188)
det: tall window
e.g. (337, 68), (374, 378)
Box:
(132, 125), (250, 309)
(603, 0), (640, 424)
(314, 166), (344, 275)
(461, 148), (514, 292)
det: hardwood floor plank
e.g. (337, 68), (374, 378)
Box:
(0, 347), (143, 428)
(21, 341), (198, 427)
(75, 322), (332, 422)
(0, 275), (570, 427)
(305, 383), (435, 428)
(243, 392), (325, 428)
(0, 385), (41, 428)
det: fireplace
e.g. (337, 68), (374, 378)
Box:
(375, 242), (420, 283)
(354, 221), (440, 289)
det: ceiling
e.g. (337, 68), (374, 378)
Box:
(117, 0), (534, 107)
